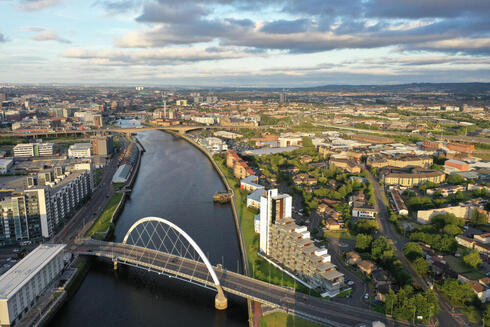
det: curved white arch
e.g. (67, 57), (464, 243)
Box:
(123, 217), (220, 286)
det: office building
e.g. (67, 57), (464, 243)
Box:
(0, 159), (13, 174)
(259, 189), (292, 254)
(90, 135), (114, 157)
(68, 143), (91, 158)
(0, 244), (65, 326)
(13, 143), (54, 158)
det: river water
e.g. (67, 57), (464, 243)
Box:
(50, 130), (248, 327)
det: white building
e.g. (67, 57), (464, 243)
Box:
(214, 131), (242, 140)
(0, 159), (13, 174)
(0, 244), (66, 326)
(201, 137), (228, 153)
(259, 189), (292, 254)
(13, 143), (54, 157)
(68, 143), (92, 158)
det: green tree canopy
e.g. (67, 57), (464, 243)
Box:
(413, 258), (429, 275)
(355, 233), (373, 251)
(403, 242), (423, 261)
(446, 174), (466, 185)
(463, 250), (482, 269)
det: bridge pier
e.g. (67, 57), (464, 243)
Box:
(113, 260), (118, 271)
(215, 285), (228, 310)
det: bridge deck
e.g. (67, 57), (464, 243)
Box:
(77, 240), (406, 327)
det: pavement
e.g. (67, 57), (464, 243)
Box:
(367, 172), (471, 327)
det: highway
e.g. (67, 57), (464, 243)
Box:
(367, 172), (469, 327)
(76, 239), (413, 327)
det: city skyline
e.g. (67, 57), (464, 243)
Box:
(1, 0), (490, 86)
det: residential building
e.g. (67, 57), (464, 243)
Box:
(13, 143), (54, 157)
(475, 233), (490, 244)
(358, 260), (376, 275)
(418, 206), (472, 224)
(259, 189), (292, 254)
(201, 137), (228, 153)
(240, 175), (264, 192)
(350, 192), (377, 219)
(68, 143), (92, 158)
(367, 154), (433, 169)
(381, 167), (446, 186)
(0, 244), (65, 326)
(226, 150), (253, 179)
(247, 189), (266, 210)
(346, 251), (361, 265)
(268, 217), (344, 296)
(390, 188), (408, 216)
(329, 158), (361, 174)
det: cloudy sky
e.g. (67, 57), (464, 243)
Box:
(1, 0), (490, 86)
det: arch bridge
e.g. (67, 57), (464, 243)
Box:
(76, 217), (395, 327)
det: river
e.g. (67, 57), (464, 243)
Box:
(50, 130), (248, 327)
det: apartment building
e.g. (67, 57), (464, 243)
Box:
(367, 154), (433, 169)
(329, 158), (361, 174)
(381, 167), (446, 186)
(0, 244), (65, 326)
(259, 189), (292, 254)
(226, 150), (253, 179)
(0, 167), (93, 245)
(269, 217), (344, 296)
(13, 143), (54, 158)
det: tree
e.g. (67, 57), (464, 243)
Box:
(440, 279), (475, 306)
(413, 258), (429, 275)
(446, 174), (466, 185)
(371, 237), (394, 263)
(442, 224), (463, 236)
(355, 233), (373, 251)
(403, 242), (423, 261)
(483, 304), (490, 327)
(470, 209), (488, 226)
(463, 250), (482, 269)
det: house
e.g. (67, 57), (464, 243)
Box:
(325, 218), (341, 231)
(317, 203), (329, 213)
(475, 233), (490, 245)
(329, 158), (361, 174)
(346, 251), (361, 265)
(300, 155), (313, 164)
(455, 235), (475, 249)
(358, 260), (376, 275)
(372, 270), (391, 288)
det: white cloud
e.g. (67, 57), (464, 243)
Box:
(18, 0), (62, 11)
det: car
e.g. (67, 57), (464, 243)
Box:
(364, 293), (369, 299)
(347, 281), (355, 286)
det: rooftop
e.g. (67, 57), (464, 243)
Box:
(0, 244), (65, 300)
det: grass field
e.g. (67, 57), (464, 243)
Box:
(444, 255), (484, 279)
(324, 230), (355, 241)
(260, 312), (322, 327)
(215, 156), (315, 294)
(85, 193), (123, 240)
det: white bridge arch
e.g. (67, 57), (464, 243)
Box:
(123, 216), (221, 287)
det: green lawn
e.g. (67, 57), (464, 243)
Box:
(215, 156), (314, 294)
(260, 312), (322, 327)
(85, 193), (123, 239)
(444, 255), (484, 279)
(324, 230), (355, 241)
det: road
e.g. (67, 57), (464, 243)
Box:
(367, 172), (470, 327)
(315, 123), (490, 144)
(51, 142), (124, 244)
(77, 239), (412, 327)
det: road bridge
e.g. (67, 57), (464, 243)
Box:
(75, 217), (407, 327)
(1, 124), (268, 138)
